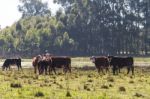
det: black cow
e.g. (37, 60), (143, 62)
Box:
(49, 56), (71, 74)
(2, 58), (22, 71)
(90, 56), (110, 74)
(109, 56), (134, 75)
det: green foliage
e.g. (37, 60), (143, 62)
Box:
(0, 15), (75, 56)
(18, 0), (51, 18)
(0, 0), (150, 57)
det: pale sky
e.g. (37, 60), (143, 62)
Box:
(0, 0), (60, 29)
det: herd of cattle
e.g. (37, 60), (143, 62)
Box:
(1, 54), (134, 75)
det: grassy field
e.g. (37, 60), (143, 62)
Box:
(0, 57), (150, 99)
(0, 67), (150, 99)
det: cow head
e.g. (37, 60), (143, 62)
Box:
(90, 56), (95, 63)
(107, 56), (113, 62)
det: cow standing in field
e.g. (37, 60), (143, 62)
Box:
(32, 54), (52, 75)
(49, 56), (71, 74)
(90, 56), (110, 74)
(2, 58), (22, 71)
(32, 55), (42, 74)
(38, 54), (52, 75)
(109, 56), (134, 75)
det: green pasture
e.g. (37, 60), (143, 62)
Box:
(0, 57), (149, 98)
(0, 67), (149, 98)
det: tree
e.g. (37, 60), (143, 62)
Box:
(18, 0), (51, 18)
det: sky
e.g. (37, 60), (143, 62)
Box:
(0, 0), (60, 29)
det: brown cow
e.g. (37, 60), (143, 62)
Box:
(49, 56), (71, 74)
(32, 55), (42, 74)
(32, 54), (53, 75)
(90, 56), (110, 74)
(38, 54), (52, 75)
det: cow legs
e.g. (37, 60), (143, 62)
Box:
(34, 66), (37, 74)
(48, 66), (52, 75)
(112, 66), (116, 75)
(101, 67), (104, 74)
(38, 64), (41, 75)
(127, 67), (130, 74)
(64, 64), (71, 73)
(19, 65), (23, 71)
(131, 66), (134, 75)
(118, 68), (121, 73)
(68, 64), (71, 73)
(97, 67), (104, 74)
(97, 68), (100, 74)
(127, 66), (134, 75)
(113, 65), (118, 75)
(106, 67), (109, 73)
(52, 67), (57, 74)
(17, 65), (23, 71)
(44, 66), (48, 75)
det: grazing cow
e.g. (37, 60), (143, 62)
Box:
(32, 55), (42, 74)
(49, 56), (71, 74)
(32, 54), (52, 75)
(37, 54), (52, 75)
(90, 56), (110, 74)
(2, 58), (22, 71)
(109, 56), (134, 75)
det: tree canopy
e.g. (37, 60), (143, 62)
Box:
(0, 0), (150, 57)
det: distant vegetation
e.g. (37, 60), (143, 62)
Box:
(0, 0), (150, 57)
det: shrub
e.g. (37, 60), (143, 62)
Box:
(134, 92), (144, 97)
(129, 80), (134, 84)
(10, 83), (22, 88)
(107, 77), (114, 82)
(66, 91), (71, 97)
(35, 91), (44, 97)
(87, 79), (93, 82)
(109, 84), (113, 87)
(101, 85), (109, 89)
(119, 86), (126, 92)
(87, 74), (92, 78)
(84, 84), (91, 91)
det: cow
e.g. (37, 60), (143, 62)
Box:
(37, 54), (52, 75)
(32, 55), (42, 74)
(2, 58), (22, 71)
(49, 56), (71, 74)
(109, 56), (134, 75)
(90, 56), (110, 74)
(32, 54), (52, 75)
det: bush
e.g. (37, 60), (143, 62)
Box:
(101, 85), (109, 89)
(66, 91), (71, 97)
(119, 86), (126, 92)
(87, 79), (93, 82)
(107, 77), (114, 82)
(84, 84), (91, 91)
(35, 91), (44, 97)
(10, 83), (22, 88)
(134, 93), (144, 97)
(129, 80), (134, 84)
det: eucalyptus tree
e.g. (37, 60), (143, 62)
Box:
(18, 0), (51, 18)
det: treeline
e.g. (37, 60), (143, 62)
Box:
(0, 0), (150, 57)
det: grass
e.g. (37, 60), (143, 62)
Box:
(0, 57), (150, 98)
(0, 67), (149, 99)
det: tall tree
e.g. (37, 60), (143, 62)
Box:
(18, 0), (51, 18)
